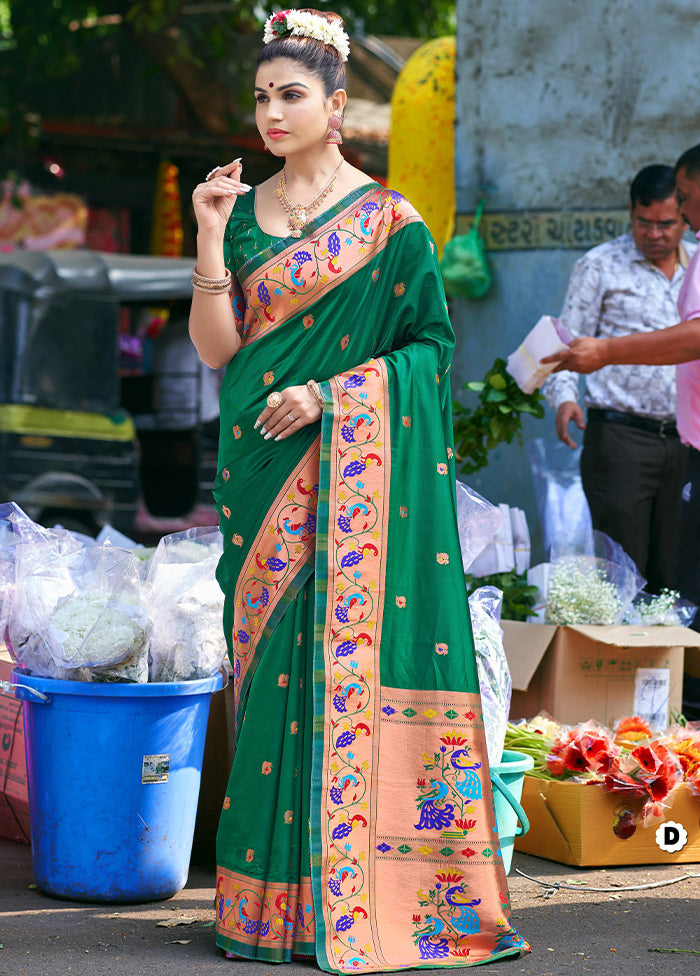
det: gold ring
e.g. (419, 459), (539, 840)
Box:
(266, 391), (283, 409)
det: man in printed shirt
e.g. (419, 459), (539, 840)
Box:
(544, 145), (700, 625)
(544, 164), (694, 593)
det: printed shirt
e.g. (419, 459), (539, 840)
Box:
(676, 229), (700, 450)
(544, 231), (695, 421)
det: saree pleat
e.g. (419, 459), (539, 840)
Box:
(213, 185), (529, 971)
(216, 582), (316, 961)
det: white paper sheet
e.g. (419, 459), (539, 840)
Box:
(507, 315), (573, 393)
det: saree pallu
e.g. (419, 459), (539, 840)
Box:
(213, 185), (529, 972)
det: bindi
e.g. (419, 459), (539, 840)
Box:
(269, 82), (274, 88)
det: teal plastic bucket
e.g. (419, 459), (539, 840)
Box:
(11, 668), (224, 903)
(490, 749), (534, 875)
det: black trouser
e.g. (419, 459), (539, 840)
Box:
(676, 446), (700, 610)
(677, 448), (700, 711)
(580, 414), (687, 594)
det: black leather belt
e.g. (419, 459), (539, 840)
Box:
(588, 407), (678, 437)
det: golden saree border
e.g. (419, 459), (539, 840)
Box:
(317, 360), (392, 972)
(239, 189), (421, 346)
(313, 364), (528, 971)
(370, 688), (527, 968)
(319, 683), (528, 970)
(230, 437), (320, 725)
(216, 869), (315, 954)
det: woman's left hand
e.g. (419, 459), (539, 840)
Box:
(255, 385), (322, 441)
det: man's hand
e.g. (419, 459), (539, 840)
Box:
(542, 337), (611, 374)
(555, 401), (586, 449)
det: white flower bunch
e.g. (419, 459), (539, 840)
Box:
(51, 589), (149, 669)
(545, 557), (622, 626)
(263, 9), (350, 61)
(627, 588), (684, 627)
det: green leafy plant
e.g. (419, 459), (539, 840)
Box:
(452, 357), (545, 475)
(465, 569), (538, 621)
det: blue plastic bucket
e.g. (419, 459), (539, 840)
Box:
(11, 668), (224, 903)
(490, 749), (534, 875)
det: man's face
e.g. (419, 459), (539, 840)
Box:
(675, 167), (700, 233)
(630, 194), (685, 265)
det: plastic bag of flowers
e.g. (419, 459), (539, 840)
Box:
(2, 503), (150, 682)
(506, 713), (685, 827)
(656, 722), (700, 799)
(1, 510), (81, 680)
(468, 585), (512, 765)
(545, 530), (645, 625)
(455, 481), (506, 573)
(528, 437), (593, 557)
(144, 526), (226, 682)
(623, 588), (697, 627)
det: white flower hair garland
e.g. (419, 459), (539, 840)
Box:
(263, 9), (350, 61)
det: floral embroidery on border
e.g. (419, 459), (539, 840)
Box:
(412, 872), (526, 961)
(415, 731), (483, 833)
(216, 871), (315, 948)
(238, 190), (417, 345)
(322, 360), (390, 972)
(230, 440), (319, 723)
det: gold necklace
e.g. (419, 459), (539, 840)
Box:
(276, 160), (344, 238)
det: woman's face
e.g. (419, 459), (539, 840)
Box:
(254, 58), (334, 156)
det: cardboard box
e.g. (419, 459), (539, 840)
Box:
(501, 621), (700, 728)
(0, 651), (30, 843)
(514, 776), (700, 866)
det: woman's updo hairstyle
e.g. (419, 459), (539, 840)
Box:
(258, 8), (347, 97)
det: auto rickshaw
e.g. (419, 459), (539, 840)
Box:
(0, 249), (219, 538)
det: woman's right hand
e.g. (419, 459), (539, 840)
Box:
(191, 159), (251, 236)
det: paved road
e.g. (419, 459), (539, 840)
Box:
(1, 840), (698, 976)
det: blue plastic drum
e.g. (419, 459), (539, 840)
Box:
(12, 668), (224, 902)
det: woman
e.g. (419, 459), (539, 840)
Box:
(189, 9), (529, 971)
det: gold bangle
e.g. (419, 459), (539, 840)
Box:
(192, 267), (231, 294)
(307, 379), (324, 406)
(192, 283), (230, 294)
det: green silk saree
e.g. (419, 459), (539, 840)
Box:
(213, 184), (529, 972)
